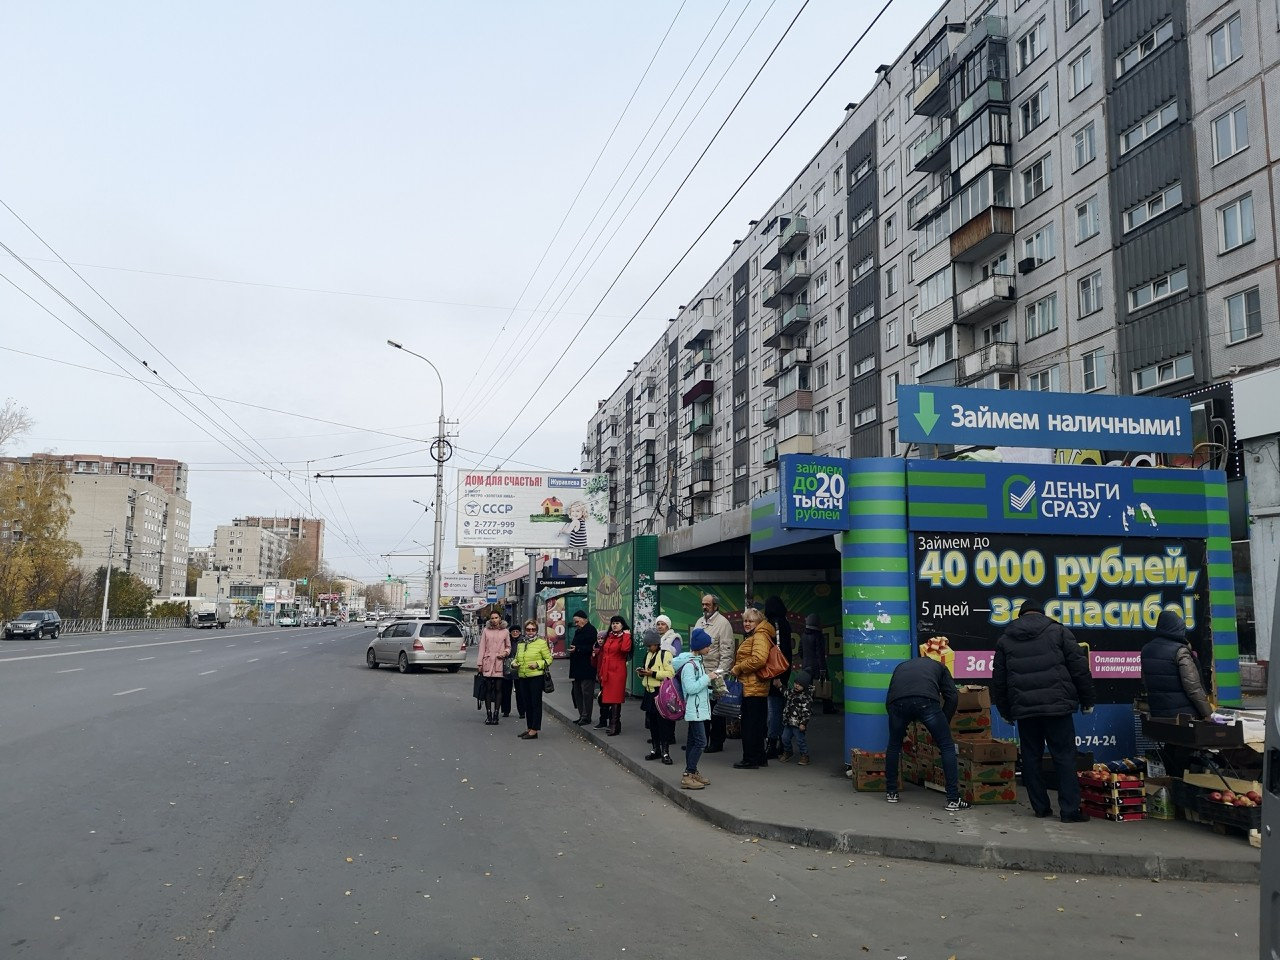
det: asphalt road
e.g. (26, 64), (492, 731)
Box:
(0, 624), (1259, 959)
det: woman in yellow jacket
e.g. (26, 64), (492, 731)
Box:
(731, 608), (775, 769)
(512, 619), (553, 740)
(637, 627), (675, 764)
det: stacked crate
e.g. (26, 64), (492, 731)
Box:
(1079, 770), (1147, 822)
(851, 749), (888, 793)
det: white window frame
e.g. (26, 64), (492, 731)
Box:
(1133, 354), (1194, 393)
(1116, 19), (1174, 77)
(854, 355), (876, 378)
(885, 264), (899, 296)
(1075, 196), (1100, 243)
(1128, 267), (1188, 311)
(1078, 270), (1103, 317)
(886, 318), (900, 349)
(1072, 122), (1096, 170)
(1123, 182), (1182, 233)
(1069, 48), (1093, 97)
(884, 213), (897, 246)
(1209, 13), (1243, 74)
(1219, 194), (1256, 252)
(1211, 103), (1249, 164)
(852, 304), (873, 328)
(1016, 20), (1045, 72)
(1026, 365), (1060, 392)
(1120, 101), (1177, 154)
(883, 161), (897, 194)
(1066, 0), (1088, 28)
(887, 371), (900, 402)
(1082, 348), (1106, 392)
(853, 406), (877, 428)
(1022, 155), (1052, 202)
(883, 109), (896, 143)
(1022, 222), (1056, 265)
(1025, 293), (1059, 340)
(1226, 287), (1263, 343)
(1020, 86), (1049, 136)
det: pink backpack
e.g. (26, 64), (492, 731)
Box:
(655, 662), (691, 721)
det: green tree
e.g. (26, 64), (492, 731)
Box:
(151, 600), (189, 619)
(93, 566), (154, 619)
(0, 458), (81, 619)
(185, 563), (202, 596)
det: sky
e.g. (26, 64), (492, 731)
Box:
(1, 0), (936, 590)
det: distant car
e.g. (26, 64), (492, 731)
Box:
(363, 616), (378, 628)
(373, 615), (399, 636)
(276, 616), (297, 627)
(4, 609), (62, 640)
(321, 615), (338, 626)
(367, 619), (467, 673)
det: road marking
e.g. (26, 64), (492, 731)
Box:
(278, 650), (289, 655)
(114, 687), (146, 697)
(137, 657), (157, 662)
(247, 658), (260, 663)
(226, 644), (236, 648)
(199, 670), (217, 676)
(0, 636), (216, 664)
(189, 649), (202, 654)
(56, 667), (84, 674)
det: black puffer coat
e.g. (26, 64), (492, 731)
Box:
(992, 612), (1095, 721)
(1141, 611), (1212, 719)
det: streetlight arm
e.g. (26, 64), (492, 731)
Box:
(387, 340), (444, 411)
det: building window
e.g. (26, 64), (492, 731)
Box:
(1212, 103), (1249, 163)
(815, 361), (829, 389)
(1123, 182), (1182, 233)
(853, 206), (874, 232)
(850, 258), (873, 283)
(1210, 14), (1243, 74)
(853, 158), (871, 183)
(1022, 222), (1056, 265)
(832, 165), (843, 194)
(1133, 354), (1194, 392)
(1075, 196), (1100, 243)
(1082, 348), (1106, 391)
(1069, 48), (1092, 97)
(883, 109), (896, 142)
(814, 224), (829, 252)
(1066, 0), (1088, 28)
(816, 407), (829, 433)
(1022, 155), (1052, 202)
(836, 399), (845, 425)
(1020, 86), (1049, 135)
(883, 161), (897, 194)
(918, 267), (954, 312)
(813, 182), (826, 211)
(853, 406), (877, 428)
(887, 371), (900, 402)
(834, 257), (844, 284)
(1120, 101), (1177, 154)
(886, 318), (900, 349)
(888, 426), (898, 455)
(1219, 194), (1255, 251)
(1072, 122), (1096, 169)
(1078, 270), (1103, 316)
(885, 264), (899, 295)
(1026, 365), (1060, 391)
(836, 351), (846, 379)
(834, 210), (843, 238)
(1117, 19), (1174, 77)
(884, 214), (897, 246)
(814, 316), (829, 343)
(1226, 287), (1263, 342)
(1025, 293), (1059, 340)
(918, 331), (953, 372)
(813, 271), (829, 299)
(854, 355), (876, 378)
(1128, 267), (1188, 311)
(1016, 19), (1044, 72)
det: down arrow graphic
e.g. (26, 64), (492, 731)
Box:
(914, 391), (940, 435)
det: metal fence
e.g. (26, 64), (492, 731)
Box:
(63, 617), (194, 634)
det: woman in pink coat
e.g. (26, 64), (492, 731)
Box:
(592, 615), (632, 736)
(476, 610), (512, 725)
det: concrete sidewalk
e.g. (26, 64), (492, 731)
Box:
(540, 669), (1260, 884)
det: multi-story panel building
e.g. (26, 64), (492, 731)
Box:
(483, 546), (514, 584)
(232, 516), (324, 569)
(584, 0), (1280, 546)
(210, 524), (289, 579)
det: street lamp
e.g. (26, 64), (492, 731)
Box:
(387, 339), (450, 620)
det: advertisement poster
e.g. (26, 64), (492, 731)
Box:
(544, 596), (567, 658)
(913, 533), (1208, 704)
(440, 573), (480, 597)
(456, 471), (610, 549)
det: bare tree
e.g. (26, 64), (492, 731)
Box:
(0, 399), (33, 453)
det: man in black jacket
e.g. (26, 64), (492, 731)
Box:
(992, 598), (1096, 823)
(566, 610), (598, 726)
(884, 653), (965, 810)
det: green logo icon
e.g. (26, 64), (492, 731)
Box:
(913, 391), (939, 436)
(1003, 475), (1037, 520)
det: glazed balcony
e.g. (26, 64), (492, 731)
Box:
(689, 411), (713, 436)
(950, 205), (1014, 262)
(763, 302), (811, 348)
(778, 258), (811, 296)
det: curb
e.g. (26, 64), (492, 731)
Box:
(544, 701), (1259, 884)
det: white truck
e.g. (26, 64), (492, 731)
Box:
(193, 599), (231, 629)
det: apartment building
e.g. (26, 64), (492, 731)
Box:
(583, 0), (1280, 545)
(210, 524), (289, 579)
(484, 546), (515, 584)
(232, 515), (324, 569)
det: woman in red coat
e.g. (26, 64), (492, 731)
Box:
(593, 615), (632, 736)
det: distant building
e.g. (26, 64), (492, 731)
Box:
(195, 571), (297, 609)
(483, 546), (514, 583)
(210, 524), (288, 579)
(188, 545), (211, 570)
(233, 516), (324, 569)
(456, 547), (484, 578)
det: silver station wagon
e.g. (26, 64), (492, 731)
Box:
(366, 619), (467, 674)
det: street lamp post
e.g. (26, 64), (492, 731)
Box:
(387, 339), (450, 620)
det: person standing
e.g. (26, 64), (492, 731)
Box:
(1141, 610), (1213, 720)
(800, 612), (833, 714)
(674, 630), (714, 790)
(730, 607), (774, 770)
(763, 595), (793, 759)
(655, 615), (682, 656)
(511, 618), (553, 740)
(883, 654), (964, 810)
(637, 627), (675, 764)
(476, 611), (511, 725)
(694, 594), (736, 753)
(992, 599), (1096, 823)
(779, 669), (813, 765)
(594, 615), (632, 736)
(567, 609), (598, 726)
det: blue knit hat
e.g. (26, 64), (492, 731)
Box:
(690, 627), (712, 651)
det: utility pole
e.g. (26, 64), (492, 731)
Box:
(100, 527), (116, 633)
(525, 550), (541, 626)
(428, 407), (448, 619)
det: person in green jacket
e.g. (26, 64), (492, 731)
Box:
(512, 619), (553, 740)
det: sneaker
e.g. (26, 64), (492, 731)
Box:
(778, 752), (792, 763)
(692, 771), (711, 785)
(945, 798), (971, 812)
(886, 791), (900, 803)
(680, 773), (705, 790)
(797, 754), (810, 766)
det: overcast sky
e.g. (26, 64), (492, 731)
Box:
(1, 0), (933, 588)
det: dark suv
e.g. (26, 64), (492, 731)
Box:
(4, 610), (62, 640)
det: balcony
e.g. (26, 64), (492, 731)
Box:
(910, 123), (951, 173)
(689, 411), (713, 436)
(950, 205), (1014, 262)
(763, 443), (778, 466)
(950, 15), (1008, 66)
(779, 216), (809, 254)
(762, 236), (783, 271)
(683, 318), (714, 348)
(762, 401), (778, 425)
(766, 346), (811, 386)
(689, 462), (714, 497)
(956, 142), (1010, 190)
(681, 374), (713, 407)
(957, 341), (1018, 385)
(955, 273), (1015, 324)
(638, 480), (656, 495)
(954, 78), (1008, 125)
(681, 347), (712, 379)
(603, 456), (620, 473)
(762, 276), (783, 308)
(908, 181), (949, 228)
(634, 423), (658, 446)
(763, 301), (811, 347)
(778, 258), (811, 295)
(690, 445), (712, 465)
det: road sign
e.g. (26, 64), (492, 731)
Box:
(486, 585), (498, 602)
(897, 385), (1193, 452)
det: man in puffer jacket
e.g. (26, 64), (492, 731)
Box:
(992, 598), (1095, 823)
(1141, 610), (1213, 720)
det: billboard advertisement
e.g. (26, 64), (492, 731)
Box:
(456, 471), (609, 549)
(440, 573), (480, 597)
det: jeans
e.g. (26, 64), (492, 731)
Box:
(571, 677), (595, 721)
(886, 696), (959, 801)
(740, 696), (768, 765)
(519, 676), (545, 730)
(781, 724), (808, 756)
(1017, 714), (1081, 819)
(685, 716), (707, 774)
(767, 691), (784, 741)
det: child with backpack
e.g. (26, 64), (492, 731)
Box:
(670, 628), (715, 789)
(637, 628), (675, 764)
(779, 669), (813, 765)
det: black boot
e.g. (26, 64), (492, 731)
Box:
(765, 736), (781, 760)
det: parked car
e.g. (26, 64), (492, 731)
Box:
(3, 609), (62, 640)
(276, 616), (297, 627)
(366, 619), (467, 673)
(321, 615), (339, 626)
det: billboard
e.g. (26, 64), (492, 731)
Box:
(456, 471), (609, 549)
(440, 573), (480, 597)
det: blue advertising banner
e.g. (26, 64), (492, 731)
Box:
(898, 385), (1194, 452)
(779, 455), (852, 529)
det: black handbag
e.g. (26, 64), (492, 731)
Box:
(472, 672), (486, 706)
(543, 669), (555, 694)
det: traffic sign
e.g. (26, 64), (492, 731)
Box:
(486, 585), (498, 602)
